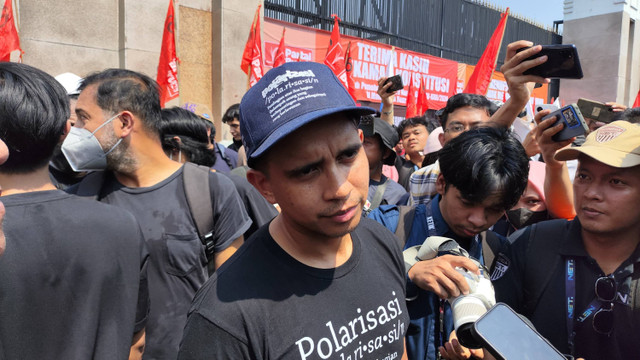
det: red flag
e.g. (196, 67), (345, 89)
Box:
(156, 0), (179, 107)
(344, 41), (358, 102)
(405, 73), (418, 118)
(241, 5), (264, 87)
(273, 28), (286, 68)
(463, 8), (509, 95)
(240, 6), (258, 74)
(633, 88), (640, 108)
(416, 76), (427, 116)
(0, 0), (22, 62)
(324, 15), (348, 90)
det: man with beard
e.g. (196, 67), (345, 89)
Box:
(65, 69), (251, 360)
(178, 62), (409, 360)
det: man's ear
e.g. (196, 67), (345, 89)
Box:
(117, 111), (135, 138)
(435, 173), (447, 195)
(357, 128), (364, 142)
(246, 169), (276, 204)
(59, 120), (72, 144)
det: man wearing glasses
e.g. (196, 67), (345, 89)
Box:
(493, 120), (640, 360)
(408, 93), (499, 205)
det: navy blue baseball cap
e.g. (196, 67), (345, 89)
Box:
(239, 62), (375, 163)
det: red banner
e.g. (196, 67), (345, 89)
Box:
(349, 42), (458, 109)
(156, 0), (179, 106)
(262, 18), (481, 109)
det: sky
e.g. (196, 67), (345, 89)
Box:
(485, 0), (565, 31)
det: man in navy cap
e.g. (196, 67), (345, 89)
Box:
(179, 62), (409, 359)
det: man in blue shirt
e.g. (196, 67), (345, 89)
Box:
(370, 127), (530, 360)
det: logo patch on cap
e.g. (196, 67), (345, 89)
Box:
(595, 125), (625, 143)
(490, 253), (510, 281)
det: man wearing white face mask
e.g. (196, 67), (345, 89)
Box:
(65, 68), (251, 360)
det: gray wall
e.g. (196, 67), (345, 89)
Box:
(15, 0), (257, 141)
(562, 11), (640, 106)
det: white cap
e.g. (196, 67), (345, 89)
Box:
(55, 72), (83, 96)
(424, 126), (444, 155)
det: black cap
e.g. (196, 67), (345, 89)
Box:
(359, 117), (399, 165)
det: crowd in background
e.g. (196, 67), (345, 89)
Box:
(0, 39), (639, 360)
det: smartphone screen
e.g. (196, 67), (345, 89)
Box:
(473, 303), (567, 360)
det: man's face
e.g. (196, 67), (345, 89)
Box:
(228, 118), (241, 141)
(261, 114), (369, 240)
(401, 124), (428, 157)
(440, 106), (490, 145)
(436, 174), (505, 238)
(574, 156), (640, 237)
(74, 84), (131, 171)
(362, 135), (384, 171)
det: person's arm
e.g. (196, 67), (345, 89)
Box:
(214, 236), (243, 270)
(377, 77), (396, 126)
(534, 110), (576, 219)
(489, 41), (550, 128)
(129, 330), (145, 360)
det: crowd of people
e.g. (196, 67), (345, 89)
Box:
(0, 39), (638, 360)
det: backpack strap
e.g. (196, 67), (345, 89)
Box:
(74, 171), (107, 200)
(481, 230), (499, 269)
(362, 179), (390, 217)
(522, 219), (569, 317)
(394, 205), (416, 249)
(182, 162), (216, 276)
(370, 178), (389, 209)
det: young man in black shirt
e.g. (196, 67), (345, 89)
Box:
(0, 62), (149, 359)
(179, 62), (410, 360)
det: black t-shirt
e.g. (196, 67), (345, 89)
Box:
(494, 219), (640, 359)
(0, 190), (148, 360)
(178, 218), (409, 360)
(222, 173), (278, 239)
(86, 167), (251, 360)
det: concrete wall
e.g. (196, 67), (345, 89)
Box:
(562, 0), (640, 106)
(561, 11), (640, 106)
(14, 0), (258, 141)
